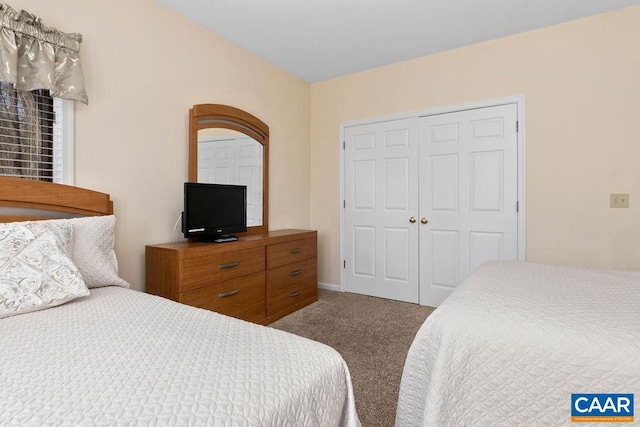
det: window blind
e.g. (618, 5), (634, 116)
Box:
(0, 82), (63, 182)
(52, 98), (64, 183)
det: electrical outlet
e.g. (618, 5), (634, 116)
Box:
(610, 193), (629, 208)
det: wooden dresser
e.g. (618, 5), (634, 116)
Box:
(145, 229), (318, 325)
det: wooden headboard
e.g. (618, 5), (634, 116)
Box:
(0, 177), (113, 222)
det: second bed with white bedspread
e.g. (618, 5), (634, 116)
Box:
(396, 261), (640, 426)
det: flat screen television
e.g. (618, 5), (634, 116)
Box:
(182, 182), (247, 242)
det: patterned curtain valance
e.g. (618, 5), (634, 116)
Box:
(0, 3), (88, 104)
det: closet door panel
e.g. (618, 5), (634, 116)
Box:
(344, 118), (419, 303)
(419, 103), (519, 307)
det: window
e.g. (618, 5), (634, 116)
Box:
(0, 82), (73, 184)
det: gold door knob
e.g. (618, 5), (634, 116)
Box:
(409, 217), (417, 223)
(421, 217), (429, 224)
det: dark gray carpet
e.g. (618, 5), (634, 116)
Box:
(269, 289), (435, 427)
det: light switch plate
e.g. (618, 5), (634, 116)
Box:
(610, 193), (629, 208)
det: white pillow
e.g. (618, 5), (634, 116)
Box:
(43, 215), (130, 289)
(0, 221), (89, 319)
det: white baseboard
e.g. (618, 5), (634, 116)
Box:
(317, 282), (341, 292)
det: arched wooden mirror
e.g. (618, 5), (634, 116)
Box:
(189, 104), (268, 236)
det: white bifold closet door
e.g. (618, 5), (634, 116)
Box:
(344, 103), (519, 306)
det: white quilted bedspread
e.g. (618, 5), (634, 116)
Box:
(396, 261), (640, 427)
(0, 287), (360, 426)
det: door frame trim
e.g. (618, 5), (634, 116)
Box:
(339, 95), (526, 294)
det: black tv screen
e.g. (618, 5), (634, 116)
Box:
(183, 182), (247, 241)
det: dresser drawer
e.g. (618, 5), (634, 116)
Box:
(182, 247), (265, 291)
(266, 258), (317, 316)
(267, 237), (317, 269)
(179, 272), (265, 323)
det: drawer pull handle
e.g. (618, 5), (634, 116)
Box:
(290, 290), (302, 298)
(289, 248), (303, 254)
(218, 288), (240, 298)
(289, 269), (303, 277)
(219, 261), (240, 269)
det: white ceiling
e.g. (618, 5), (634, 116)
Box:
(155, 0), (640, 83)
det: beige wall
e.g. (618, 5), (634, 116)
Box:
(9, 2), (640, 292)
(310, 6), (640, 287)
(12, 0), (311, 290)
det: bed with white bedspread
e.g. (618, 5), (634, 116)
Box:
(2, 286), (358, 425)
(0, 177), (359, 426)
(396, 261), (640, 426)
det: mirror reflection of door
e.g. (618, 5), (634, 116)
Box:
(198, 128), (263, 227)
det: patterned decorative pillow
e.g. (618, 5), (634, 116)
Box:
(41, 215), (130, 289)
(0, 221), (89, 319)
